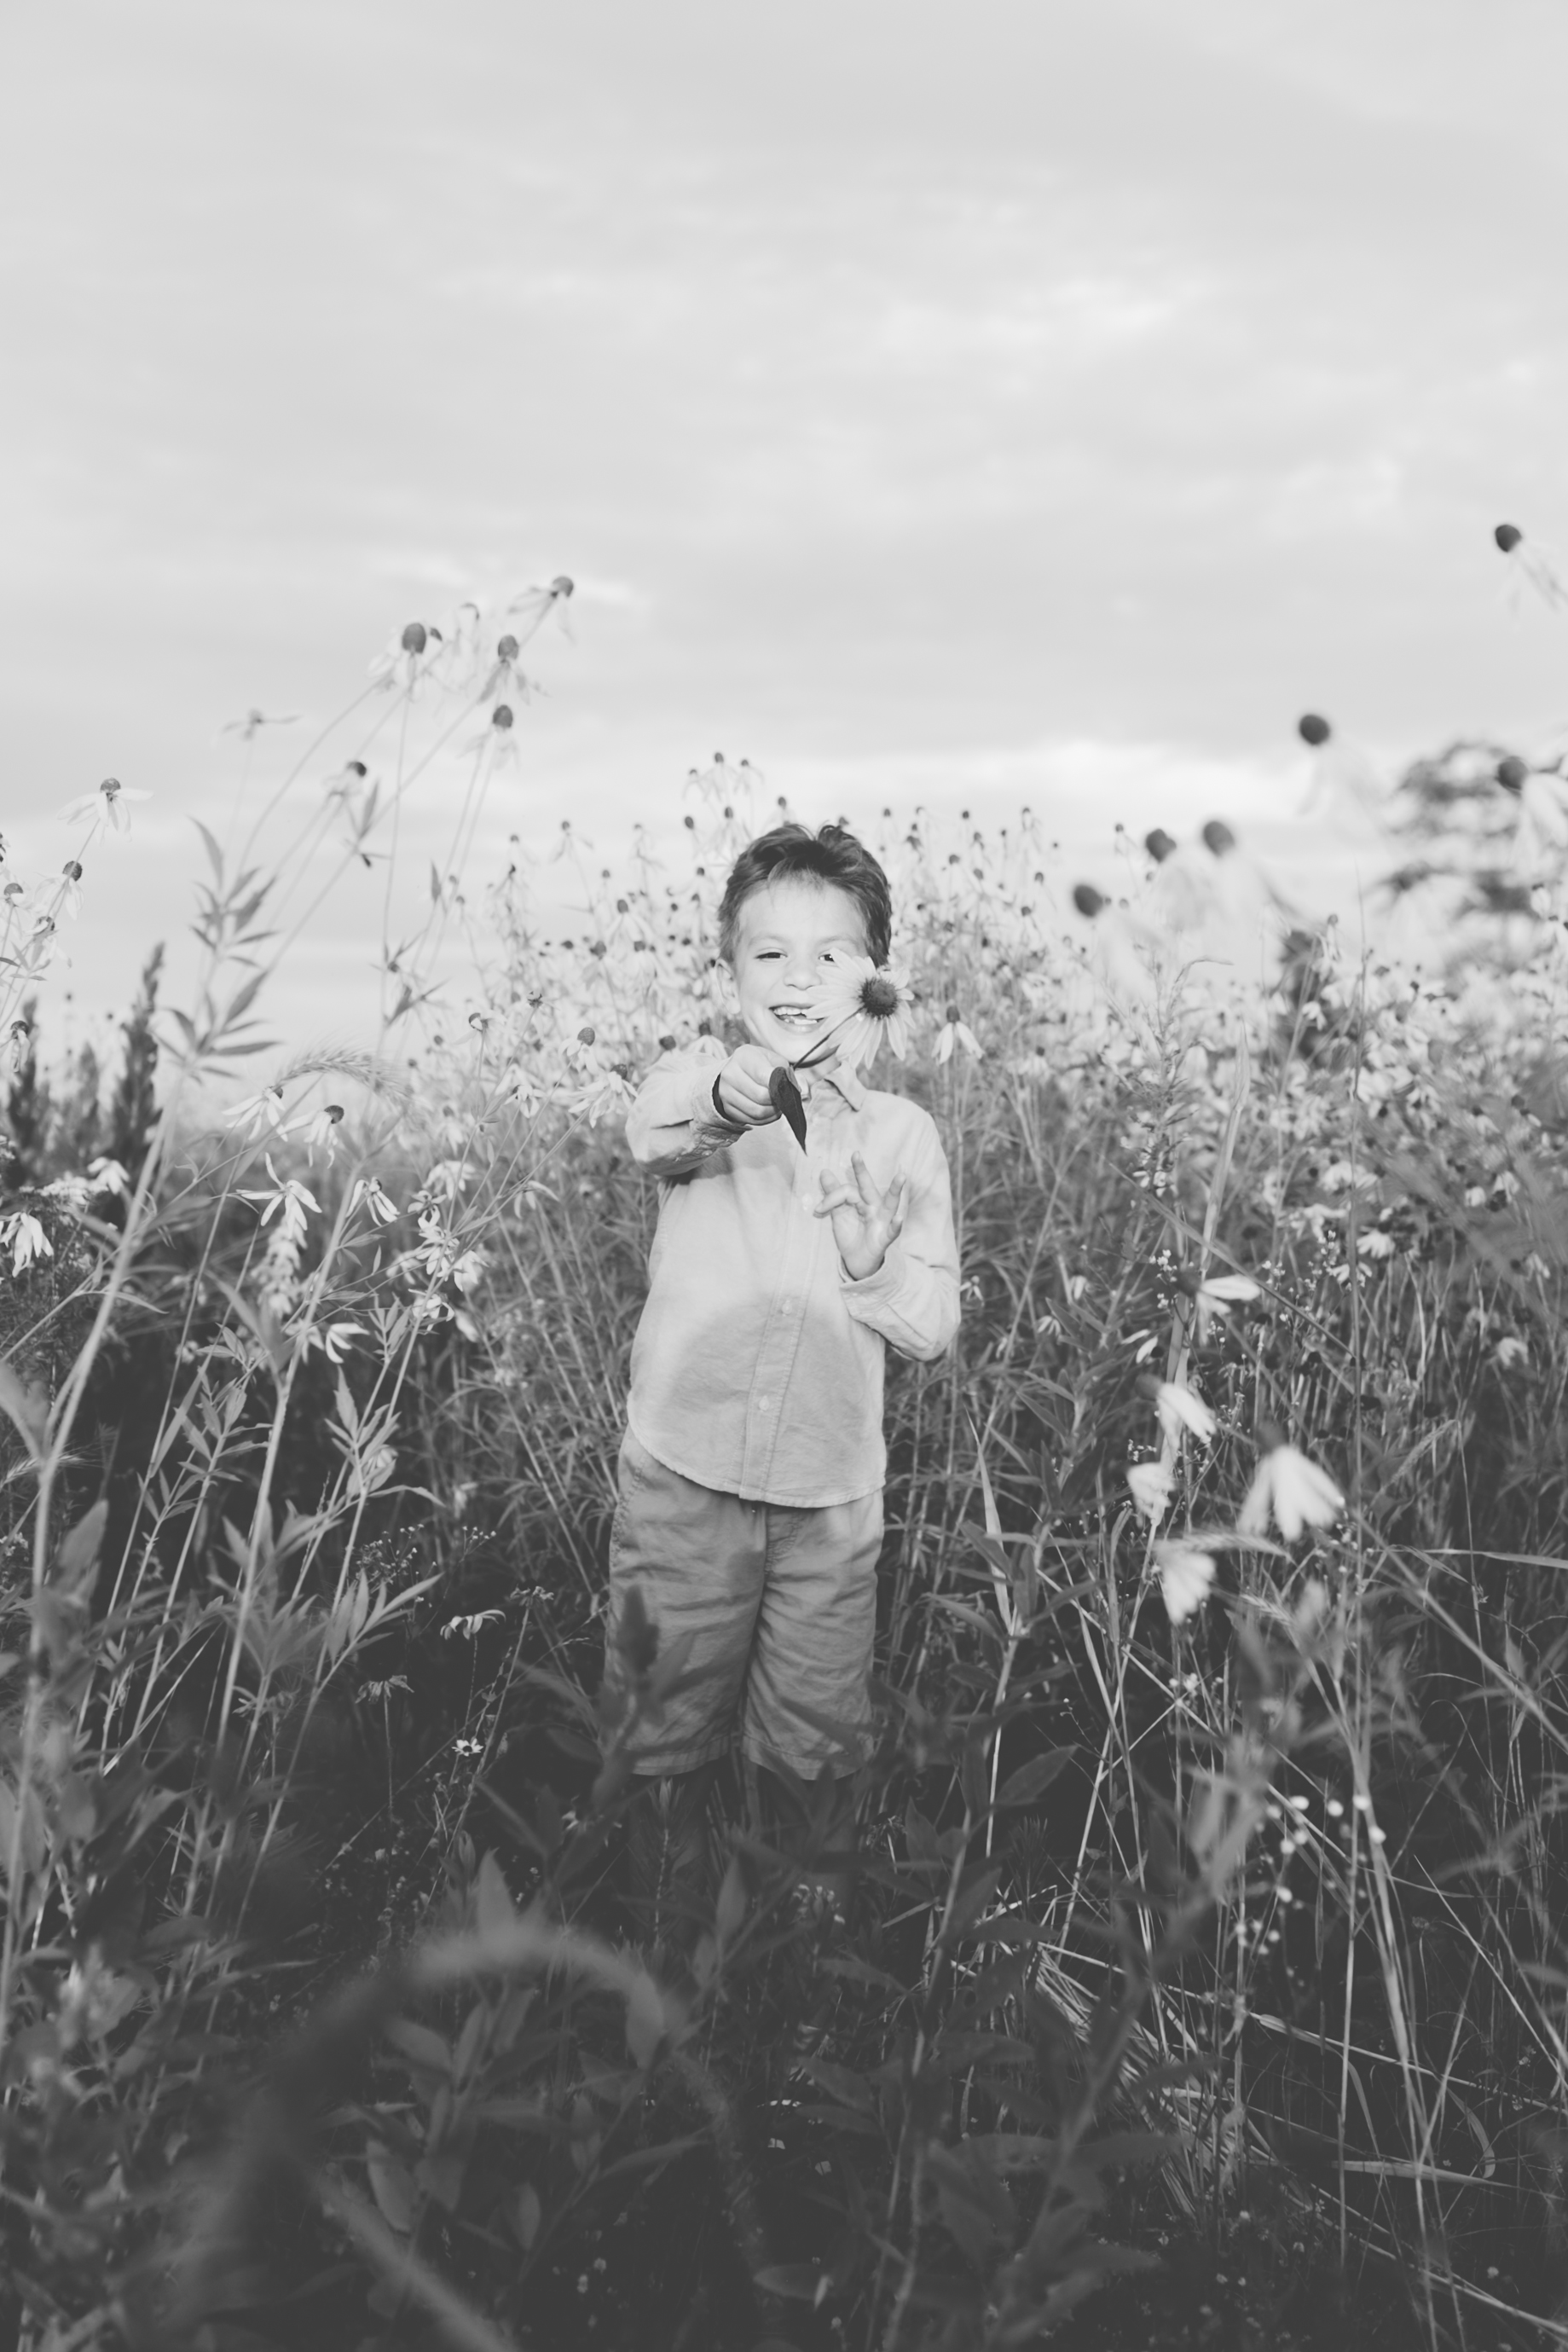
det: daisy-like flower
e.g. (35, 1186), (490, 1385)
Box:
(58, 860), (84, 920)
(242, 1159), (320, 1249)
(463, 699), (524, 769)
(369, 619), (440, 694)
(477, 632), (536, 705)
(934, 1003), (983, 1064)
(315, 1320), (367, 1364)
(1155, 1540), (1216, 1626)
(302, 1103), (344, 1161)
(226, 1086), (292, 1143)
(1238, 1426), (1344, 1543)
(506, 574), (576, 646)
(2, 1213), (54, 1275)
(1140, 1375), (1218, 1446)
(1494, 520), (1568, 614)
(62, 777), (150, 834)
(1127, 1460), (1174, 1525)
(218, 708), (299, 743)
(86, 1157), (130, 1197)
(349, 1174), (399, 1226)
(1177, 1266), (1260, 1343)
(794, 955), (914, 1073)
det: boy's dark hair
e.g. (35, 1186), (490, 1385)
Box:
(717, 823), (893, 965)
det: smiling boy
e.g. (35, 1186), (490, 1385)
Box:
(602, 822), (960, 1922)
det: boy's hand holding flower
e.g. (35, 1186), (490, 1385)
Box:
(714, 1041), (815, 1127)
(814, 1151), (909, 1279)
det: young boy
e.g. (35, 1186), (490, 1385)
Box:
(601, 822), (960, 1915)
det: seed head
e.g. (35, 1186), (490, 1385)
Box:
(550, 575), (574, 598)
(1496, 755), (1529, 794)
(658, 1034), (676, 1051)
(492, 704), (514, 730)
(945, 1002), (962, 1023)
(1201, 820), (1236, 859)
(101, 777), (122, 800)
(401, 622), (427, 654)
(577, 1025), (595, 1045)
(497, 634), (519, 659)
(1144, 827), (1176, 863)
(1298, 713), (1331, 748)
(1495, 523), (1523, 553)
(62, 860), (82, 881)
(1072, 883), (1105, 919)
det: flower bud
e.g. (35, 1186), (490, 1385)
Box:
(577, 1025), (595, 1045)
(550, 575), (575, 598)
(658, 1034), (676, 1051)
(401, 621), (427, 654)
(492, 704), (514, 729)
(497, 634), (519, 659)
(1496, 754), (1529, 794)
(1494, 523), (1523, 553)
(1201, 820), (1236, 858)
(1298, 713), (1331, 747)
(1072, 883), (1105, 918)
(1144, 828), (1176, 864)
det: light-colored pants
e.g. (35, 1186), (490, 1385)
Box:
(602, 1428), (883, 1779)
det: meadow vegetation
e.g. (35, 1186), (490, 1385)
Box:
(2, 585), (1567, 2350)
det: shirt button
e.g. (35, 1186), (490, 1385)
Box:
(755, 1396), (770, 1412)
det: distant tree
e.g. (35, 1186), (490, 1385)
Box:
(57, 1042), (103, 1170)
(107, 945), (164, 1177)
(3, 997), (48, 1188)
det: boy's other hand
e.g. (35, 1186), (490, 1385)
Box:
(813, 1152), (909, 1280)
(713, 1043), (810, 1127)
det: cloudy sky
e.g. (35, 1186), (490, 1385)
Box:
(4, 0), (1567, 1046)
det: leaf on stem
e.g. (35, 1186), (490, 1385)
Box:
(768, 1064), (807, 1150)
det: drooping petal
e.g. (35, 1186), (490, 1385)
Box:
(1127, 1461), (1174, 1525)
(1154, 1380), (1217, 1445)
(1156, 1541), (1215, 1625)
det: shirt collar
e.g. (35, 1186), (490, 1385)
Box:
(818, 1061), (866, 1112)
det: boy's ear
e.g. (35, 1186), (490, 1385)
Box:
(713, 957), (739, 1015)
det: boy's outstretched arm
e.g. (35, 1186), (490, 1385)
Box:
(835, 1115), (960, 1364)
(624, 1036), (749, 1179)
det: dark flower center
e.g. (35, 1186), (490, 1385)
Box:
(860, 974), (900, 1017)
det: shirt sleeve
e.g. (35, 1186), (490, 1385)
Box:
(624, 1036), (747, 1178)
(839, 1109), (961, 1364)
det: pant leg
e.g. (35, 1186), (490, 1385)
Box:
(601, 1429), (767, 1775)
(741, 1487), (883, 1780)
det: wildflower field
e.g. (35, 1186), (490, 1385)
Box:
(3, 571), (1568, 2352)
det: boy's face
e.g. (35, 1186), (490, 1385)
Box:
(727, 878), (869, 1063)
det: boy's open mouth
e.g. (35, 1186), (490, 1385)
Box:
(769, 1005), (821, 1030)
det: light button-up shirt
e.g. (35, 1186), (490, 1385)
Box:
(623, 1034), (961, 1505)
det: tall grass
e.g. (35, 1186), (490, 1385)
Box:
(1, 594), (1566, 2349)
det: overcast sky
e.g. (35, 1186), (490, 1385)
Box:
(4, 0), (1568, 1049)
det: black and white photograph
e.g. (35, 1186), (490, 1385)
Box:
(2, 5), (1567, 2346)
